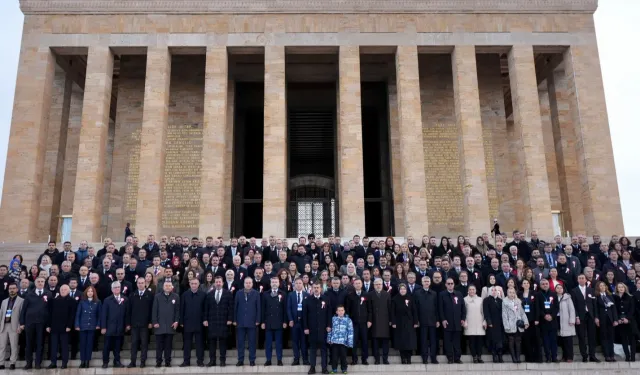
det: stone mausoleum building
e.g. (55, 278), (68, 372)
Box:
(0, 0), (624, 243)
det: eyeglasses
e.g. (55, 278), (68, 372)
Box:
(446, 282), (454, 285)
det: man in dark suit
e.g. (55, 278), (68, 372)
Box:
(287, 278), (309, 366)
(126, 277), (153, 368)
(19, 277), (51, 370)
(344, 278), (371, 365)
(303, 283), (332, 374)
(261, 277), (287, 366)
(204, 276), (234, 367)
(101, 281), (129, 368)
(180, 278), (206, 367)
(368, 279), (391, 365)
(571, 274), (599, 362)
(415, 276), (439, 364)
(234, 277), (261, 366)
(496, 262), (514, 289)
(324, 277), (347, 310)
(438, 277), (466, 364)
(536, 279), (559, 362)
(46, 285), (75, 369)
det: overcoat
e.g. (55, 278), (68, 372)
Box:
(367, 290), (391, 338)
(463, 295), (485, 336)
(390, 293), (418, 351)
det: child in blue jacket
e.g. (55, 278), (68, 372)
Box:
(327, 305), (354, 374)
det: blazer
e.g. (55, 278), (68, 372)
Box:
(127, 289), (154, 328)
(180, 289), (206, 332)
(302, 294), (333, 343)
(414, 288), (439, 327)
(0, 296), (23, 332)
(344, 290), (372, 324)
(438, 290), (467, 332)
(20, 289), (53, 326)
(595, 293), (618, 324)
(204, 289), (234, 337)
(75, 299), (101, 331)
(261, 290), (287, 330)
(47, 295), (76, 333)
(571, 285), (596, 320)
(101, 295), (129, 336)
(234, 289), (261, 328)
(287, 290), (309, 324)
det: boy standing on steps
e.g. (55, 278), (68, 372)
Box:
(327, 305), (353, 374)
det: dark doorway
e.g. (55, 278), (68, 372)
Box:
(287, 82), (338, 237)
(231, 82), (264, 237)
(362, 82), (394, 236)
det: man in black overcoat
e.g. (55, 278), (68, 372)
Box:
(204, 276), (234, 367)
(438, 277), (466, 364)
(571, 274), (599, 362)
(100, 281), (129, 368)
(303, 283), (332, 374)
(344, 278), (371, 365)
(414, 275), (440, 364)
(19, 277), (52, 370)
(368, 279), (391, 365)
(180, 278), (206, 367)
(126, 277), (153, 368)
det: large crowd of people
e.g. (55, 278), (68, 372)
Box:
(0, 231), (639, 374)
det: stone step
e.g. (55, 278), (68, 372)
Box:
(7, 360), (640, 375)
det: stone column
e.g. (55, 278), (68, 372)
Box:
(0, 46), (55, 242)
(262, 46), (287, 238)
(451, 46), (491, 236)
(507, 45), (553, 235)
(387, 81), (405, 236)
(337, 46), (366, 238)
(71, 46), (114, 242)
(395, 46), (429, 237)
(199, 46), (228, 237)
(547, 70), (585, 234)
(37, 68), (72, 242)
(135, 47), (171, 237)
(563, 45), (623, 235)
(222, 80), (236, 239)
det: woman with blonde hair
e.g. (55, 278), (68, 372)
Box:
(463, 285), (486, 363)
(39, 255), (52, 275)
(613, 282), (636, 361)
(502, 287), (528, 363)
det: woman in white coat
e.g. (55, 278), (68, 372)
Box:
(463, 285), (486, 363)
(555, 284), (576, 362)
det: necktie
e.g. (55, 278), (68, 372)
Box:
(297, 292), (301, 304)
(37, 290), (41, 296)
(82, 278), (85, 284)
(71, 291), (74, 298)
(216, 291), (220, 303)
(140, 291), (143, 297)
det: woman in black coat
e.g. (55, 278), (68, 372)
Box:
(518, 279), (541, 363)
(46, 286), (76, 369)
(613, 282), (636, 362)
(390, 284), (418, 364)
(483, 286), (504, 362)
(594, 281), (619, 362)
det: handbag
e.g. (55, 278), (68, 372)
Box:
(516, 319), (525, 329)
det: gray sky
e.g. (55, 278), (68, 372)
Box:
(0, 0), (638, 235)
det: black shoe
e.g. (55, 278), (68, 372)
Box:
(102, 363), (109, 369)
(492, 354), (498, 363)
(362, 360), (368, 365)
(477, 358), (484, 364)
(180, 362), (190, 367)
(23, 364), (32, 370)
(156, 362), (162, 368)
(236, 361), (244, 367)
(303, 360), (311, 366)
(498, 356), (504, 363)
(277, 360), (283, 366)
(80, 362), (86, 368)
(61, 364), (67, 369)
(454, 359), (463, 364)
(308, 366), (316, 374)
(351, 359), (358, 365)
(197, 362), (205, 367)
(264, 360), (272, 366)
(552, 359), (561, 363)
(127, 362), (136, 368)
(448, 359), (454, 364)
(165, 363), (171, 368)
(292, 360), (300, 366)
(114, 362), (124, 368)
(0, 365), (6, 370)
(422, 358), (428, 364)
(473, 357), (478, 364)
(431, 358), (439, 364)
(140, 361), (146, 368)
(250, 361), (255, 366)
(207, 361), (216, 367)
(401, 358), (407, 364)
(34, 364), (41, 370)
(582, 357), (589, 363)
(10, 364), (15, 370)
(220, 359), (226, 367)
(322, 368), (330, 374)
(47, 363), (57, 369)
(382, 359), (389, 365)
(374, 359), (380, 365)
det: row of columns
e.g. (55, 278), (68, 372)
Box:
(0, 44), (623, 242)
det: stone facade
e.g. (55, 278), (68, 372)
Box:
(0, 0), (625, 242)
